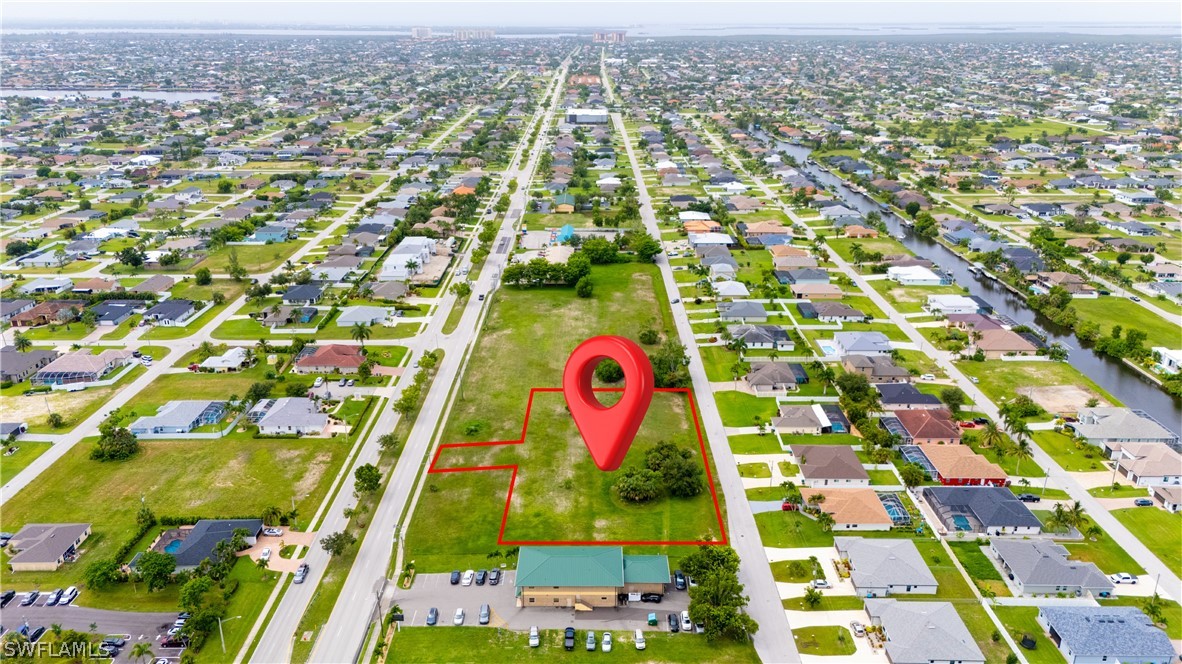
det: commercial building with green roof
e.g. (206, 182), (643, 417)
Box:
(515, 546), (669, 609)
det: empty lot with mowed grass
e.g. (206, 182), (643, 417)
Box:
(403, 263), (725, 572)
(0, 436), (350, 611)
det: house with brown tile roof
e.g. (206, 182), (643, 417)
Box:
(892, 410), (962, 445)
(917, 444), (1007, 487)
(800, 488), (893, 531)
(791, 444), (869, 488)
(294, 344), (365, 374)
(973, 328), (1038, 359)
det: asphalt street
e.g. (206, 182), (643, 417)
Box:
(0, 603), (180, 662)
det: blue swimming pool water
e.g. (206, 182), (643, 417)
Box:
(163, 539), (183, 554)
(952, 515), (972, 531)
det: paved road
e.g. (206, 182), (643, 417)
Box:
(290, 60), (571, 664)
(613, 111), (800, 664)
(695, 117), (1182, 605)
(0, 603), (179, 662)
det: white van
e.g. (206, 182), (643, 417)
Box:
(633, 629), (646, 650)
(680, 610), (692, 632)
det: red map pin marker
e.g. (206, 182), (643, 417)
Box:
(562, 336), (655, 472)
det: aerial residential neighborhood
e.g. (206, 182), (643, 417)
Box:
(0, 4), (1179, 664)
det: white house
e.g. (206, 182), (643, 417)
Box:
(1153, 347), (1182, 374)
(887, 265), (944, 286)
(926, 294), (979, 316)
(1115, 190), (1158, 206)
(378, 236), (436, 281)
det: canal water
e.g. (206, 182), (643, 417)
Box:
(766, 137), (1180, 432)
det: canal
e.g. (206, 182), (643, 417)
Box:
(767, 138), (1180, 433)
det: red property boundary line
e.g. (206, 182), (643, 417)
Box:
(427, 387), (728, 547)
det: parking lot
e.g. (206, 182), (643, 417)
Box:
(0, 603), (183, 662)
(394, 573), (691, 633)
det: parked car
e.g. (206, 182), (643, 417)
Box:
(694, 623), (705, 634)
(920, 373), (935, 381)
(453, 608), (465, 626)
(602, 632), (613, 652)
(339, 377), (348, 387)
(1017, 493), (1041, 503)
(972, 417), (989, 425)
(1134, 498), (1154, 507)
(633, 629), (646, 651)
(0, 590), (14, 608)
(59, 587), (77, 605)
(673, 569), (687, 590)
(450, 570), (461, 585)
(1110, 573), (1138, 584)
(810, 579), (831, 589)
(488, 569), (501, 586)
(585, 631), (596, 651)
(28, 627), (46, 644)
(667, 613), (679, 632)
(969, 376), (980, 384)
(313, 377), (324, 388)
(529, 625), (540, 647)
(959, 421), (977, 428)
(475, 569), (487, 586)
(20, 591), (38, 606)
(850, 621), (866, 637)
(478, 603), (491, 625)
(461, 569), (475, 586)
(640, 592), (663, 603)
(564, 627), (576, 650)
(680, 611), (693, 632)
(263, 527), (284, 537)
(102, 638), (127, 647)
(347, 379), (355, 387)
(259, 548), (272, 562)
(44, 589), (62, 606)
(426, 607), (438, 626)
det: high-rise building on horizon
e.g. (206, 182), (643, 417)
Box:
(453, 28), (496, 40)
(593, 31), (627, 44)
(411, 27), (432, 40)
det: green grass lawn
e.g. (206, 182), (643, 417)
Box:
(385, 627), (759, 663)
(728, 434), (783, 454)
(1030, 512), (1146, 575)
(754, 511), (833, 548)
(4, 365), (148, 434)
(202, 242), (302, 273)
(404, 263), (710, 572)
(1110, 507), (1182, 574)
(946, 541), (1010, 597)
(0, 436), (350, 610)
(0, 442), (52, 485)
(867, 469), (899, 485)
(778, 461), (800, 477)
(955, 602), (1016, 663)
(792, 626), (857, 656)
(782, 595), (865, 611)
(964, 433), (1046, 478)
(746, 487), (788, 501)
(100, 314), (142, 340)
(118, 361), (282, 423)
(911, 540), (976, 599)
(992, 606), (1066, 664)
(1070, 297), (1181, 350)
(1030, 430), (1108, 472)
(737, 462), (771, 478)
(956, 360), (1119, 411)
(1087, 484), (1147, 498)
(714, 391), (779, 427)
(770, 559), (826, 583)
(21, 322), (94, 341)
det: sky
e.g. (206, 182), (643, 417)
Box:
(4, 0), (1180, 29)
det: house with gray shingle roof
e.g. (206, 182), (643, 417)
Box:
(990, 539), (1112, 597)
(129, 400), (227, 436)
(835, 537), (938, 596)
(717, 301), (768, 322)
(866, 599), (985, 664)
(1037, 606), (1173, 664)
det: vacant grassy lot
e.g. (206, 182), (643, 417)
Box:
(202, 242), (302, 273)
(754, 510), (833, 548)
(404, 263), (716, 571)
(956, 360), (1118, 412)
(737, 462), (771, 478)
(955, 602), (1016, 663)
(770, 559), (825, 583)
(0, 442), (52, 485)
(1098, 596), (1182, 639)
(728, 434), (783, 454)
(1029, 512), (1146, 575)
(0, 436), (350, 610)
(911, 540), (975, 599)
(385, 627), (759, 663)
(714, 391), (780, 427)
(992, 606), (1066, 664)
(1071, 297), (1181, 350)
(946, 541), (1010, 597)
(1111, 507), (1181, 574)
(781, 595), (864, 611)
(1030, 430), (1107, 472)
(792, 626), (857, 656)
(192, 557), (281, 663)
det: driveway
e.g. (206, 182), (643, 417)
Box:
(239, 530), (316, 573)
(395, 573), (689, 633)
(788, 608), (880, 663)
(0, 603), (181, 663)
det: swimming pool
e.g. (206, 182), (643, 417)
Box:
(163, 539), (183, 554)
(952, 515), (973, 531)
(817, 341), (838, 356)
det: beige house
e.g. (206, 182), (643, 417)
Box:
(7, 523), (91, 572)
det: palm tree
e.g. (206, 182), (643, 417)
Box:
(1008, 438), (1033, 477)
(13, 331), (31, 352)
(198, 341), (216, 360)
(1065, 501), (1086, 531)
(350, 322), (372, 347)
(261, 506), (284, 526)
(256, 338), (270, 355)
(130, 642), (154, 664)
(256, 555), (270, 579)
(818, 366), (836, 395)
(979, 421), (1004, 450)
(768, 349), (779, 363)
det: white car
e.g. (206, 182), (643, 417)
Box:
(259, 548), (271, 562)
(633, 629), (646, 650)
(528, 625), (540, 648)
(1109, 572), (1138, 584)
(453, 608), (465, 625)
(461, 569), (475, 586)
(680, 610), (692, 632)
(602, 632), (612, 652)
(810, 579), (831, 589)
(263, 527), (283, 537)
(313, 377), (324, 388)
(919, 373), (935, 381)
